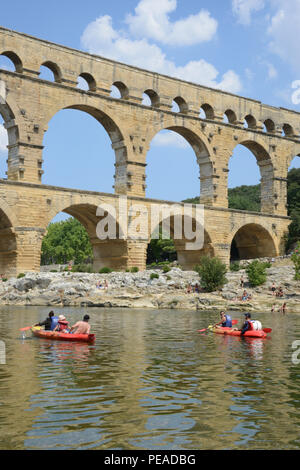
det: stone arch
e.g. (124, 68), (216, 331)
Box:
(143, 89), (160, 107)
(149, 209), (214, 270)
(0, 51), (23, 73)
(44, 201), (129, 271)
(40, 61), (62, 83)
(264, 118), (275, 133)
(111, 81), (129, 99)
(0, 94), (22, 181)
(200, 103), (214, 119)
(77, 72), (97, 92)
(42, 102), (127, 193)
(224, 109), (237, 124)
(244, 114), (257, 129)
(229, 138), (274, 213)
(0, 203), (17, 275)
(173, 96), (188, 114)
(146, 122), (214, 204)
(230, 222), (278, 261)
(283, 123), (294, 137)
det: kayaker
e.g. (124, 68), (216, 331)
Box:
(69, 315), (91, 335)
(234, 313), (262, 335)
(35, 311), (58, 331)
(214, 311), (232, 329)
(53, 315), (70, 333)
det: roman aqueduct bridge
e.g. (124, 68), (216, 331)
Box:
(0, 26), (298, 274)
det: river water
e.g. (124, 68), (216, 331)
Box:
(0, 306), (299, 450)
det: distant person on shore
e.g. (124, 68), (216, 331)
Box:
(271, 282), (276, 295)
(271, 304), (276, 313)
(279, 303), (287, 314)
(240, 275), (244, 288)
(276, 286), (284, 298)
(35, 311), (58, 331)
(70, 315), (91, 335)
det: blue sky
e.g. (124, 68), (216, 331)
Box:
(0, 0), (300, 220)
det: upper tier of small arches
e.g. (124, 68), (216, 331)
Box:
(1, 45), (299, 139)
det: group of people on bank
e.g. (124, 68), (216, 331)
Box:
(35, 311), (91, 335)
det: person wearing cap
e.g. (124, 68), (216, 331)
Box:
(69, 315), (91, 335)
(53, 314), (70, 333)
(214, 311), (232, 329)
(35, 311), (58, 331)
(234, 313), (262, 335)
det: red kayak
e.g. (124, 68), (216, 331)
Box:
(31, 327), (95, 343)
(212, 326), (267, 338)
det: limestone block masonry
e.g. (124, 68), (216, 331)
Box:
(0, 26), (297, 274)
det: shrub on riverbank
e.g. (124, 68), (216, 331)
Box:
(291, 242), (300, 280)
(246, 260), (267, 286)
(194, 256), (227, 292)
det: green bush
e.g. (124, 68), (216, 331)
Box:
(230, 261), (240, 272)
(2, 278), (7, 282)
(17, 273), (25, 278)
(99, 267), (112, 274)
(291, 242), (300, 280)
(150, 273), (159, 280)
(246, 260), (267, 286)
(162, 265), (170, 273)
(72, 263), (93, 273)
(130, 267), (139, 273)
(194, 256), (227, 292)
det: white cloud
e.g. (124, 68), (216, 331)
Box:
(126, 0), (218, 46)
(81, 12), (242, 94)
(267, 1), (300, 73)
(151, 130), (189, 148)
(0, 124), (8, 154)
(232, 0), (265, 25)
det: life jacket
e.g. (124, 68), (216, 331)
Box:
(251, 320), (262, 331)
(246, 320), (254, 331)
(57, 320), (69, 332)
(222, 315), (232, 327)
(50, 316), (58, 331)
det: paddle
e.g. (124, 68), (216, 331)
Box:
(198, 319), (238, 333)
(263, 328), (272, 333)
(19, 325), (34, 331)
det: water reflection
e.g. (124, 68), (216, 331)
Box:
(0, 307), (299, 450)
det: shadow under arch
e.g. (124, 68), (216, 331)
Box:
(230, 223), (277, 261)
(147, 124), (214, 204)
(44, 203), (128, 271)
(231, 139), (274, 213)
(0, 205), (17, 275)
(149, 210), (214, 270)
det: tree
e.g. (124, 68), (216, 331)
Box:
(195, 256), (227, 292)
(291, 242), (300, 280)
(41, 217), (93, 265)
(246, 260), (267, 286)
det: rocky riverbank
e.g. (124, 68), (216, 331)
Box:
(0, 259), (299, 312)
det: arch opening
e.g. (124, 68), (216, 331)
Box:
(0, 207), (17, 276)
(111, 81), (129, 99)
(0, 51), (23, 73)
(147, 126), (212, 203)
(200, 104), (214, 120)
(77, 73), (97, 92)
(172, 96), (188, 114)
(148, 214), (214, 270)
(224, 109), (237, 124)
(39, 61), (62, 83)
(42, 204), (127, 271)
(143, 89), (160, 107)
(230, 223), (277, 261)
(228, 141), (274, 213)
(43, 105), (124, 192)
